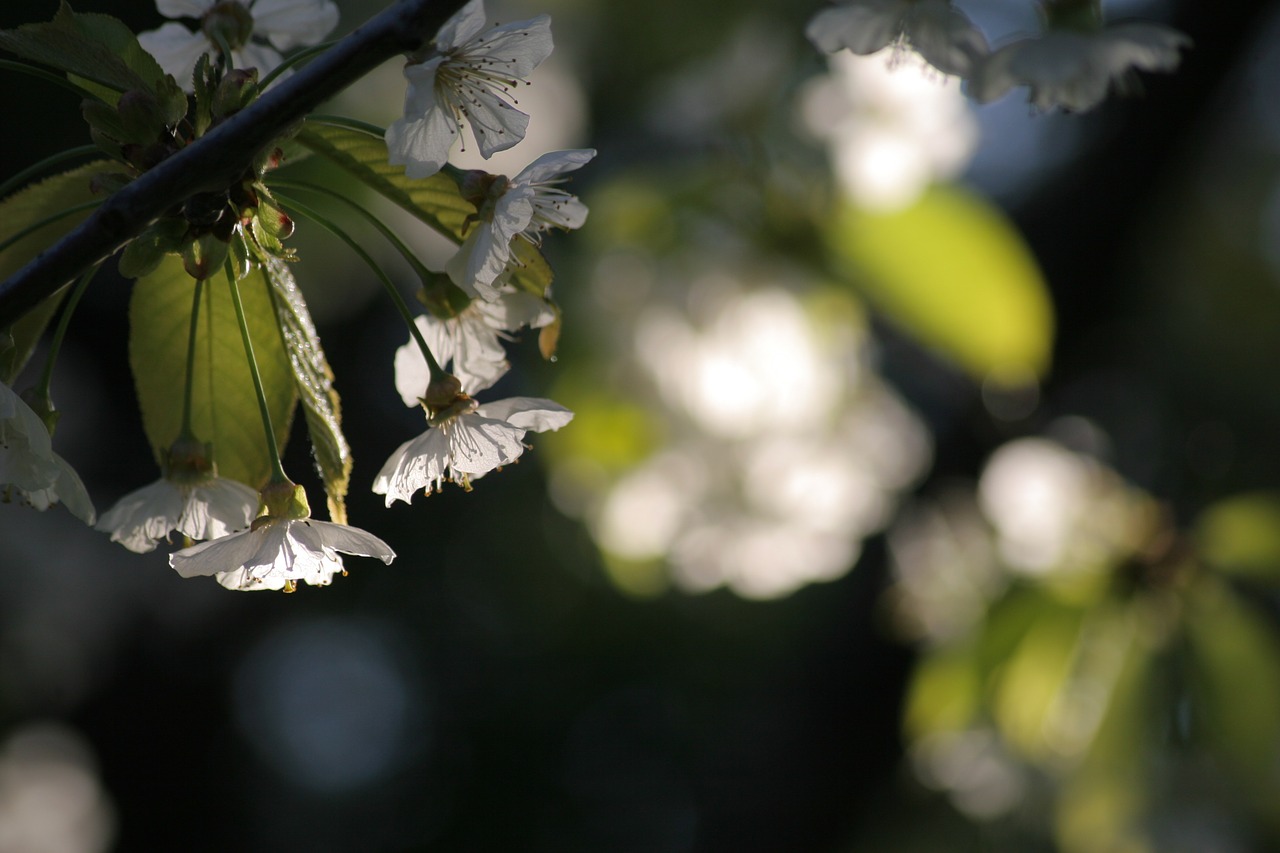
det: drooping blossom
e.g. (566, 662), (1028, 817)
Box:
(138, 0), (339, 89)
(96, 474), (258, 553)
(373, 391), (572, 504)
(394, 290), (555, 402)
(447, 148), (593, 300)
(0, 383), (94, 524)
(969, 23), (1191, 112)
(806, 0), (989, 78)
(385, 0), (553, 179)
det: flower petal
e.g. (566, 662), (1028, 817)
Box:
(474, 396), (573, 432)
(298, 519), (396, 564)
(138, 22), (210, 88)
(251, 0), (339, 49)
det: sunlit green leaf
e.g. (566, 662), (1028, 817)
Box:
(1195, 492), (1280, 583)
(0, 161), (110, 383)
(293, 121), (555, 298)
(261, 258), (351, 524)
(826, 186), (1054, 385)
(130, 257), (296, 488)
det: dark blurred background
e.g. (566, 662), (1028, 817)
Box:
(3, 0), (1280, 851)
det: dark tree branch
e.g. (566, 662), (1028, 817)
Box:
(0, 0), (464, 328)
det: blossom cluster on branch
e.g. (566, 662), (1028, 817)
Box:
(0, 0), (586, 592)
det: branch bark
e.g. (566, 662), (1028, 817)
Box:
(0, 0), (465, 328)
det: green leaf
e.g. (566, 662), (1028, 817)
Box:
(293, 121), (555, 298)
(0, 161), (111, 382)
(826, 186), (1054, 385)
(1185, 576), (1280, 787)
(0, 2), (163, 103)
(130, 257), (296, 488)
(1195, 492), (1280, 583)
(261, 258), (352, 524)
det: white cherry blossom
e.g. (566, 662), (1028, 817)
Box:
(96, 474), (258, 553)
(373, 395), (572, 504)
(447, 148), (593, 300)
(0, 383), (94, 524)
(385, 0), (553, 179)
(170, 515), (394, 591)
(970, 23), (1191, 112)
(138, 0), (340, 90)
(394, 290), (555, 402)
(806, 0), (988, 78)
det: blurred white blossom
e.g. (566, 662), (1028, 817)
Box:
(801, 48), (978, 211)
(970, 23), (1191, 112)
(0, 383), (94, 525)
(138, 0), (339, 89)
(807, 0), (988, 77)
(0, 724), (115, 853)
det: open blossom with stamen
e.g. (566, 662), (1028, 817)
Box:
(806, 0), (988, 78)
(373, 391), (572, 504)
(96, 475), (258, 553)
(0, 383), (94, 524)
(385, 0), (553, 179)
(970, 22), (1190, 112)
(447, 148), (593, 300)
(395, 290), (555, 402)
(138, 0), (339, 90)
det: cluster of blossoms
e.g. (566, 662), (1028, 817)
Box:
(0, 0), (586, 592)
(807, 0), (1191, 114)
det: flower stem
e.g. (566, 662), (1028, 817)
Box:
(256, 41), (338, 92)
(224, 259), (288, 485)
(0, 145), (99, 201)
(179, 277), (205, 440)
(36, 263), (97, 403)
(271, 191), (448, 381)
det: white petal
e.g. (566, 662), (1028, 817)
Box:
(469, 15), (553, 78)
(806, 0), (903, 56)
(251, 0), (339, 49)
(906, 0), (988, 77)
(299, 519), (396, 564)
(514, 148), (596, 185)
(181, 478), (259, 540)
(475, 290), (555, 331)
(386, 108), (458, 180)
(157, 0), (214, 18)
(434, 0), (488, 49)
(393, 317), (440, 408)
(372, 429), (452, 505)
(51, 455), (96, 525)
(449, 311), (509, 394)
(466, 94), (530, 159)
(232, 41), (285, 77)
(474, 396), (573, 432)
(96, 479), (186, 553)
(138, 22), (211, 88)
(170, 526), (270, 578)
(446, 414), (527, 474)
(446, 220), (513, 300)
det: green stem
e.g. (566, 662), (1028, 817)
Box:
(256, 41), (338, 92)
(224, 258), (288, 484)
(272, 192), (447, 381)
(0, 59), (108, 100)
(179, 277), (205, 440)
(270, 179), (435, 281)
(36, 263), (97, 400)
(0, 145), (100, 201)
(0, 200), (103, 257)
(210, 31), (235, 78)
(302, 114), (387, 137)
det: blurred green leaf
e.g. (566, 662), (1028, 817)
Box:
(904, 644), (981, 739)
(0, 161), (110, 383)
(827, 186), (1054, 385)
(1185, 577), (1280, 790)
(261, 257), (351, 523)
(293, 121), (554, 298)
(130, 257), (296, 488)
(1195, 492), (1280, 583)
